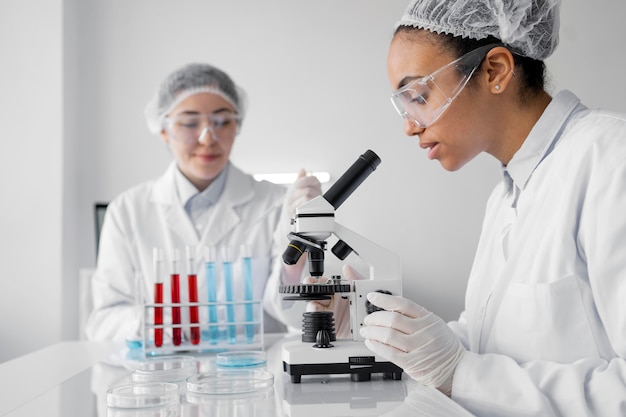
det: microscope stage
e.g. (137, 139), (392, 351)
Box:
(282, 338), (403, 383)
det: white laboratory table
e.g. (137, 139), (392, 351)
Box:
(0, 334), (476, 417)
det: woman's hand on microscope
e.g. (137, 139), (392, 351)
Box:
(359, 293), (466, 397)
(304, 264), (364, 339)
(276, 169), (323, 285)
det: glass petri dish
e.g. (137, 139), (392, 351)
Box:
(186, 370), (274, 395)
(216, 350), (267, 369)
(107, 403), (179, 417)
(132, 356), (198, 383)
(106, 382), (179, 408)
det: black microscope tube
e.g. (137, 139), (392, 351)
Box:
(323, 150), (381, 210)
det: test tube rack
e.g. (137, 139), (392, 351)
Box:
(141, 299), (264, 356)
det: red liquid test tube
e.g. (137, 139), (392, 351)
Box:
(170, 248), (182, 346)
(186, 246), (200, 345)
(154, 282), (163, 347)
(153, 248), (164, 347)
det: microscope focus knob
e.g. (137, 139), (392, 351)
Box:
(331, 240), (354, 260)
(314, 330), (334, 348)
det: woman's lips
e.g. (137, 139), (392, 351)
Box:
(420, 142), (440, 160)
(196, 153), (219, 162)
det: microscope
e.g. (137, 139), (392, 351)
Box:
(280, 150), (403, 383)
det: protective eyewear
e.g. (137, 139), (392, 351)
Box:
(390, 43), (502, 128)
(164, 112), (241, 144)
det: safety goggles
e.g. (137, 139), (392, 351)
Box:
(164, 112), (241, 144)
(390, 43), (502, 128)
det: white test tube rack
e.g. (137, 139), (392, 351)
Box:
(141, 299), (264, 356)
(141, 245), (264, 356)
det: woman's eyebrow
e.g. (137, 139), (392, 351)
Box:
(397, 75), (422, 90)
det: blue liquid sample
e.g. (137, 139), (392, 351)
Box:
(205, 261), (220, 344)
(217, 351), (266, 368)
(242, 256), (255, 343)
(223, 260), (237, 344)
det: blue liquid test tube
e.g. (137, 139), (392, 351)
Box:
(204, 246), (219, 344)
(241, 244), (255, 343)
(222, 246), (237, 344)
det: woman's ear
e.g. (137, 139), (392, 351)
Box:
(160, 129), (170, 145)
(483, 47), (516, 94)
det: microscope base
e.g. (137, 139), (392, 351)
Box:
(282, 339), (403, 383)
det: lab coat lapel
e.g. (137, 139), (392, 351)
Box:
(152, 162), (201, 246)
(199, 164), (253, 248)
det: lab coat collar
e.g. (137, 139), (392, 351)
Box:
(174, 163), (227, 208)
(150, 161), (256, 246)
(503, 90), (584, 192)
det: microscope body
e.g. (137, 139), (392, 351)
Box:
(280, 151), (403, 383)
(290, 195), (402, 343)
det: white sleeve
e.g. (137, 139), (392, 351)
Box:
(84, 199), (141, 342)
(453, 352), (626, 417)
(451, 154), (626, 417)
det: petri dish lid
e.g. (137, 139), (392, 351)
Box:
(106, 382), (179, 408)
(216, 350), (266, 369)
(132, 356), (197, 383)
(186, 370), (274, 395)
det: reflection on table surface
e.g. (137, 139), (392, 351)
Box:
(2, 334), (476, 417)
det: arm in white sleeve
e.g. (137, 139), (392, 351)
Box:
(452, 156), (626, 417)
(84, 200), (141, 342)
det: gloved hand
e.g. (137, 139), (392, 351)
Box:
(304, 264), (364, 339)
(359, 293), (465, 396)
(275, 169), (322, 285)
(284, 169), (323, 219)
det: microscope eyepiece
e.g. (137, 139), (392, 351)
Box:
(323, 149), (381, 210)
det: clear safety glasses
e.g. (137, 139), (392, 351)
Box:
(164, 112), (241, 144)
(390, 43), (502, 128)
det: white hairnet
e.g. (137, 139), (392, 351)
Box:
(144, 63), (247, 134)
(397, 0), (561, 60)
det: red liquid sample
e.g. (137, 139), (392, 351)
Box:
(188, 274), (200, 344)
(154, 282), (163, 347)
(171, 273), (182, 346)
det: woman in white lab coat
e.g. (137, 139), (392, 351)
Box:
(85, 63), (319, 343)
(358, 1), (626, 416)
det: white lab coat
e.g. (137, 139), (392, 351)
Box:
(448, 91), (626, 416)
(85, 162), (297, 342)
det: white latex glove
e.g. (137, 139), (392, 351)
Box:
(284, 169), (323, 219)
(276, 169), (322, 284)
(304, 264), (364, 339)
(359, 293), (465, 396)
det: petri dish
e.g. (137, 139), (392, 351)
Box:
(132, 355), (197, 383)
(186, 370), (274, 395)
(107, 403), (179, 417)
(106, 382), (179, 408)
(216, 350), (267, 369)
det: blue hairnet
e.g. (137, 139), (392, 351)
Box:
(397, 0), (561, 60)
(145, 63), (247, 134)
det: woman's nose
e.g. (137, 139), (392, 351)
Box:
(404, 117), (425, 137)
(197, 126), (218, 144)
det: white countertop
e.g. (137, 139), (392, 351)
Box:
(0, 335), (476, 417)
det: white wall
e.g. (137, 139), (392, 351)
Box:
(0, 1), (64, 361)
(1, 0), (625, 363)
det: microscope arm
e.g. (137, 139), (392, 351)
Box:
(332, 222), (401, 281)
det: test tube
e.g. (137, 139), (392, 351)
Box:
(204, 246), (219, 344)
(153, 248), (164, 348)
(222, 246), (237, 344)
(170, 248), (182, 346)
(241, 244), (255, 343)
(186, 246), (200, 345)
